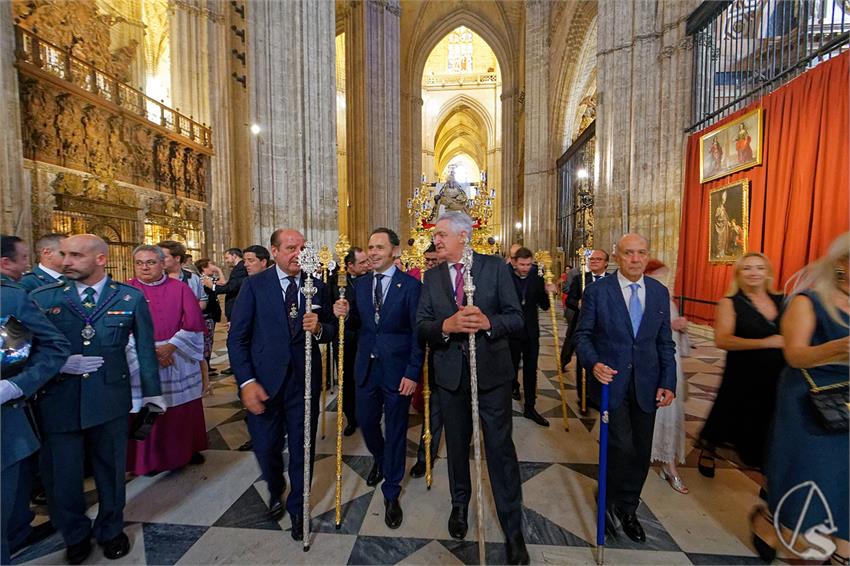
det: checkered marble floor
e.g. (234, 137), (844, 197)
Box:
(17, 308), (795, 565)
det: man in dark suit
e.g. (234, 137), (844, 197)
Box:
(574, 233), (676, 543)
(19, 233), (67, 291)
(203, 247), (248, 322)
(330, 246), (370, 436)
(416, 212), (528, 565)
(507, 247), (556, 426)
(30, 235), (163, 564)
(561, 249), (609, 405)
(0, 239), (71, 564)
(333, 228), (423, 529)
(227, 228), (336, 540)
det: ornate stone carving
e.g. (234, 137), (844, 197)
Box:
(13, 0), (138, 82)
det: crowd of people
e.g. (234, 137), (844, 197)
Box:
(0, 220), (847, 565)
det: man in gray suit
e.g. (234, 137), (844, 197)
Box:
(416, 212), (528, 565)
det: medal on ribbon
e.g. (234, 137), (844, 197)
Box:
(65, 287), (119, 341)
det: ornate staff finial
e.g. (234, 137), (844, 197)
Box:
(299, 242), (321, 281)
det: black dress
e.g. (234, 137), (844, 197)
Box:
(699, 291), (785, 469)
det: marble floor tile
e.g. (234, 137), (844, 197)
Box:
(396, 540), (465, 565)
(176, 528), (356, 565)
(124, 451), (260, 526)
(599, 549), (692, 564)
(641, 468), (761, 556)
(522, 464), (597, 545)
(526, 544), (596, 565)
(203, 407), (242, 431)
(513, 415), (598, 464)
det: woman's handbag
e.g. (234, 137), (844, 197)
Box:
(802, 368), (849, 432)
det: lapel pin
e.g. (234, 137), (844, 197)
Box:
(396, 283), (401, 288)
(51, 307), (61, 314)
(123, 294), (132, 301)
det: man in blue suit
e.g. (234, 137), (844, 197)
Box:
(227, 228), (336, 541)
(19, 233), (67, 291)
(574, 233), (676, 543)
(333, 228), (423, 529)
(29, 235), (163, 564)
(1, 238), (71, 564)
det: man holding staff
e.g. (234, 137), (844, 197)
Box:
(416, 211), (528, 565)
(227, 229), (336, 541)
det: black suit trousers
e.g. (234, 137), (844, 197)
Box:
(606, 377), (657, 514)
(438, 364), (523, 539)
(509, 336), (539, 410)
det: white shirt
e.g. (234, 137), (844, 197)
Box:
(448, 261), (466, 294)
(617, 271), (646, 311)
(276, 265), (302, 306)
(75, 276), (108, 303)
(372, 264), (396, 304)
(38, 263), (64, 281)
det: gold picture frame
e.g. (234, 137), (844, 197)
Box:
(699, 108), (763, 183)
(708, 180), (749, 264)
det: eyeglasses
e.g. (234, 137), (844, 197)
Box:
(134, 260), (160, 267)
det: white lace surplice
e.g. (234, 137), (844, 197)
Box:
(126, 331), (204, 413)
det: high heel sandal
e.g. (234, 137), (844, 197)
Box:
(698, 449), (716, 478)
(832, 553), (849, 565)
(659, 467), (689, 494)
(749, 506), (777, 563)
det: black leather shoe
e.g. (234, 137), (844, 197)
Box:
(30, 486), (48, 506)
(189, 452), (205, 465)
(505, 533), (530, 565)
(290, 513), (304, 541)
(66, 536), (92, 565)
(343, 423), (357, 437)
(448, 506), (468, 539)
(237, 439), (253, 451)
(10, 520), (56, 556)
(221, 367), (234, 376)
(409, 461), (426, 478)
(511, 386), (521, 401)
(615, 509), (646, 542)
(384, 498), (403, 529)
(366, 462), (383, 487)
(523, 408), (550, 427)
(101, 531), (130, 560)
(269, 496), (285, 521)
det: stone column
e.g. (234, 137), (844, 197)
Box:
(595, 0), (697, 266)
(0, 4), (30, 236)
(248, 0), (338, 246)
(522, 0), (554, 252)
(170, 0), (211, 125)
(499, 89), (519, 249)
(345, 0), (401, 247)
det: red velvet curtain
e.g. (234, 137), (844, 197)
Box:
(675, 52), (849, 324)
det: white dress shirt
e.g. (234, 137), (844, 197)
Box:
(75, 275), (108, 303)
(38, 263), (64, 281)
(617, 271), (646, 311)
(373, 264), (396, 304)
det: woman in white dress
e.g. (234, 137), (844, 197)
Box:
(646, 260), (690, 494)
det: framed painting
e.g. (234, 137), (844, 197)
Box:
(708, 180), (749, 264)
(699, 108), (763, 183)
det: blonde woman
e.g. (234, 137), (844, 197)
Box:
(698, 253), (785, 477)
(750, 233), (849, 563)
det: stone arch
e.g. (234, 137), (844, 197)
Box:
(431, 93), (495, 147)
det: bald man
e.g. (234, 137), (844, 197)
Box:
(574, 234), (676, 544)
(227, 228), (336, 540)
(29, 235), (163, 564)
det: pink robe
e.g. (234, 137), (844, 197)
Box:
(126, 276), (208, 475)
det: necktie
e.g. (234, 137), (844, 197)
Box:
(593, 275), (600, 282)
(284, 276), (298, 334)
(453, 264), (464, 307)
(628, 282), (643, 336)
(374, 274), (384, 319)
(82, 287), (96, 310)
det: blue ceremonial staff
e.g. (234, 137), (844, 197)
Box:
(596, 382), (610, 565)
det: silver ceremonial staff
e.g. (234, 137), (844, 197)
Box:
(461, 244), (486, 565)
(299, 242), (321, 552)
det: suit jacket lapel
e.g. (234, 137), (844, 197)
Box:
(264, 268), (286, 330)
(438, 263), (457, 311)
(607, 274), (634, 337)
(92, 279), (122, 321)
(378, 270), (406, 327)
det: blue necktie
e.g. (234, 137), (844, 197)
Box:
(628, 283), (643, 336)
(374, 274), (384, 315)
(284, 276), (298, 335)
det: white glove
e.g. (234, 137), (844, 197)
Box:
(0, 380), (23, 404)
(142, 395), (167, 413)
(60, 354), (105, 375)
